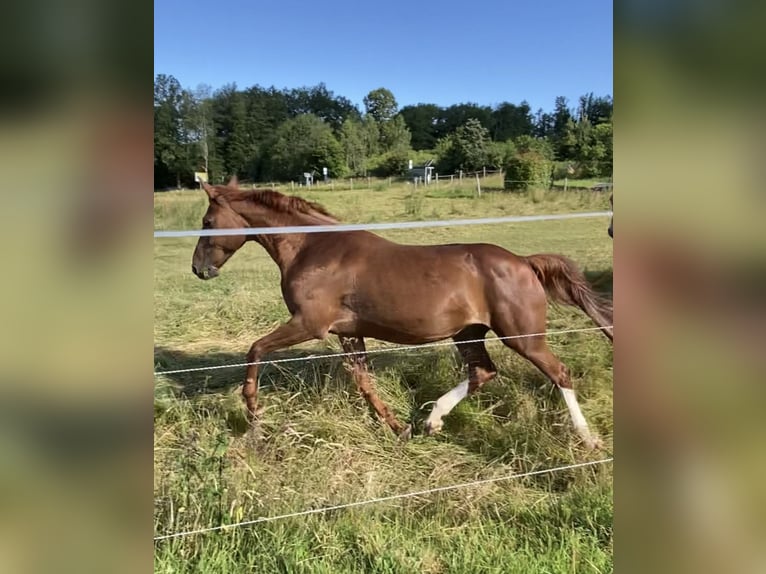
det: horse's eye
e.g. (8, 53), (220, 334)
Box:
(202, 219), (212, 228)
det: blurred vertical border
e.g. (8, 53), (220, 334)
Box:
(616, 1), (766, 573)
(0, 0), (152, 572)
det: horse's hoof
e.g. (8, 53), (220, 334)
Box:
(246, 405), (265, 422)
(423, 419), (442, 436)
(398, 424), (413, 442)
(584, 436), (604, 451)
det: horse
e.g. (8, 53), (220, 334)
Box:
(191, 177), (613, 449)
(608, 193), (613, 238)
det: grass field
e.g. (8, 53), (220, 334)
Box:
(154, 180), (614, 573)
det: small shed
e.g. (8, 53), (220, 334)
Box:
(408, 159), (435, 185)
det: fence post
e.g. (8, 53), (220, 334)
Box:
(350, 178), (353, 190)
(564, 177), (568, 192)
(483, 166), (486, 178)
(367, 176), (371, 189)
(459, 170), (463, 182)
(475, 173), (482, 197)
(291, 181), (294, 191)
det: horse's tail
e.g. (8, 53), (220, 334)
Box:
(524, 253), (613, 342)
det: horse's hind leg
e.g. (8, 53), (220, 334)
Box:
(339, 336), (410, 439)
(498, 327), (602, 450)
(424, 326), (497, 435)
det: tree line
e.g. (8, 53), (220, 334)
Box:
(154, 73), (612, 189)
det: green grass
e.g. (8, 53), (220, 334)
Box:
(154, 185), (613, 573)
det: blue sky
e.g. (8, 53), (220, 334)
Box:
(155, 0), (612, 112)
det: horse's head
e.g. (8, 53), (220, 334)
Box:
(608, 193), (613, 239)
(191, 177), (248, 280)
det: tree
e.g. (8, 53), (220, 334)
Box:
(551, 96), (574, 160)
(437, 103), (493, 140)
(191, 84), (214, 175)
(491, 101), (534, 141)
(399, 103), (441, 150)
(209, 83), (262, 181)
(505, 136), (554, 191)
(286, 83), (360, 131)
(379, 114), (411, 153)
(504, 152), (553, 191)
(573, 119), (612, 177)
(533, 108), (554, 138)
(514, 134), (555, 160)
(361, 116), (381, 157)
(363, 88), (398, 123)
(263, 114), (346, 181)
(154, 74), (186, 188)
(339, 118), (367, 176)
(437, 118), (492, 173)
(577, 93), (613, 126)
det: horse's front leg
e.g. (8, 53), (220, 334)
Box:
(243, 315), (313, 421)
(339, 336), (411, 440)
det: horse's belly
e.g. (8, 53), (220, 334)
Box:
(351, 320), (462, 345)
(340, 298), (485, 344)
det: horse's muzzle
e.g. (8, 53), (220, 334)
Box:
(192, 264), (219, 280)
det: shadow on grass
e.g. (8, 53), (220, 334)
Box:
(158, 344), (555, 455)
(155, 297), (611, 458)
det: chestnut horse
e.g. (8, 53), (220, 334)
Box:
(608, 193), (614, 238)
(192, 178), (613, 449)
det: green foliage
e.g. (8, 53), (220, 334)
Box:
(264, 114), (347, 181)
(286, 83), (361, 132)
(505, 151), (554, 191)
(367, 149), (410, 177)
(514, 135), (555, 160)
(439, 103), (494, 136)
(398, 104), (441, 150)
(154, 75), (611, 187)
(491, 101), (534, 141)
(339, 119), (367, 176)
(551, 96), (574, 160)
(572, 120), (613, 177)
(379, 114), (411, 152)
(436, 118), (492, 173)
(363, 87), (398, 123)
(212, 84), (255, 180)
(154, 74), (192, 188)
(487, 140), (516, 168)
(577, 92), (613, 126)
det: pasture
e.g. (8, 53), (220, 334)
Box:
(154, 179), (613, 573)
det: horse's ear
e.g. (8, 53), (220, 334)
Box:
(227, 175), (239, 188)
(201, 181), (218, 200)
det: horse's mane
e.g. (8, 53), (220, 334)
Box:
(220, 186), (338, 222)
(250, 189), (337, 220)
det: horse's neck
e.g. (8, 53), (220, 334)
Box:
(246, 209), (330, 272)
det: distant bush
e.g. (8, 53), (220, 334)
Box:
(505, 151), (553, 191)
(368, 149), (410, 177)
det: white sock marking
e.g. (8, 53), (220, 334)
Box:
(427, 379), (469, 427)
(560, 387), (591, 438)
